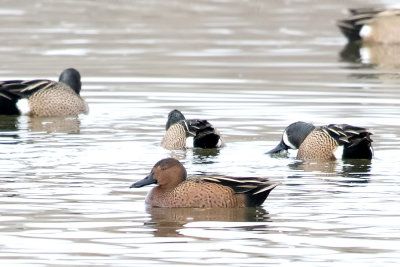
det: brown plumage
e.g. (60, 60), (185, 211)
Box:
(297, 127), (343, 161)
(161, 123), (187, 150)
(130, 158), (279, 208)
(0, 68), (88, 117)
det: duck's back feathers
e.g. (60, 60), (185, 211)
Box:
(202, 176), (279, 207)
(0, 79), (55, 100)
(0, 80), (56, 115)
(320, 124), (373, 159)
(337, 8), (400, 43)
(322, 124), (372, 144)
(186, 119), (221, 148)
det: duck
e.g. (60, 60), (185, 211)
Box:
(266, 121), (373, 161)
(337, 8), (400, 44)
(130, 158), (279, 208)
(0, 68), (88, 117)
(161, 109), (223, 150)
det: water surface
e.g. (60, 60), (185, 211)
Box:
(1, 0), (400, 266)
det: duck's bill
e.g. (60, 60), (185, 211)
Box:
(130, 173), (157, 188)
(266, 140), (288, 154)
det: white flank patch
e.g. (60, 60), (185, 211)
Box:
(359, 47), (371, 64)
(216, 139), (223, 148)
(359, 25), (372, 39)
(334, 146), (344, 159)
(186, 136), (194, 148)
(16, 99), (30, 115)
(283, 131), (296, 149)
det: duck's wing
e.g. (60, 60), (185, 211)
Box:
(183, 119), (221, 148)
(202, 175), (279, 206)
(337, 13), (370, 41)
(322, 124), (373, 159)
(0, 79), (55, 99)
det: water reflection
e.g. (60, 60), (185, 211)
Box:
(289, 160), (338, 174)
(0, 115), (20, 144)
(0, 115), (19, 130)
(0, 115), (82, 144)
(288, 159), (371, 183)
(28, 116), (82, 134)
(339, 42), (362, 63)
(340, 159), (372, 181)
(1, 0), (400, 265)
(340, 42), (400, 70)
(192, 147), (220, 160)
(146, 207), (270, 237)
(0, 115), (82, 134)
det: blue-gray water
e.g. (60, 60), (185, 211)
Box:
(1, 0), (400, 266)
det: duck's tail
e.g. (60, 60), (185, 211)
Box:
(323, 124), (373, 159)
(337, 18), (364, 42)
(184, 119), (222, 148)
(336, 8), (382, 41)
(0, 80), (36, 115)
(0, 90), (19, 115)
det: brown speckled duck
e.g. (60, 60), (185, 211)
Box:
(0, 68), (88, 117)
(130, 158), (279, 208)
(337, 8), (400, 44)
(161, 109), (223, 150)
(267, 121), (373, 161)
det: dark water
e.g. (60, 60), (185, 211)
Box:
(1, 0), (400, 266)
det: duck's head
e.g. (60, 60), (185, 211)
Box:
(130, 158), (187, 189)
(58, 68), (82, 94)
(166, 109), (186, 130)
(267, 121), (315, 154)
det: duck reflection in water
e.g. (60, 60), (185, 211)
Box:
(28, 116), (82, 134)
(0, 115), (82, 142)
(192, 147), (220, 159)
(0, 115), (20, 144)
(340, 41), (400, 72)
(288, 159), (371, 184)
(144, 206), (271, 237)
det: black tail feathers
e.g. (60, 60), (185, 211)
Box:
(324, 124), (373, 160)
(184, 119), (221, 148)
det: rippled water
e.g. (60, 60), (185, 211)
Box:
(1, 0), (400, 266)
